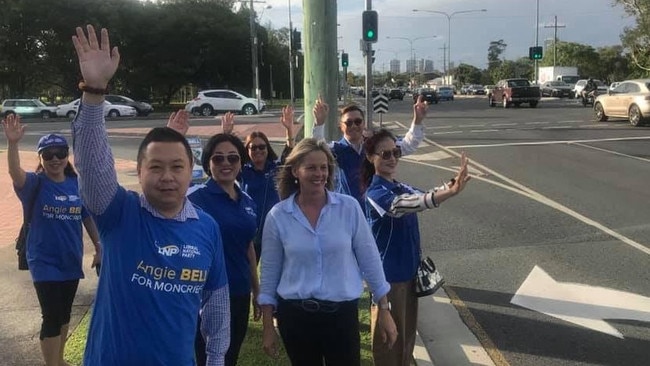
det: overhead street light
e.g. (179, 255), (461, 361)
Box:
(413, 8), (487, 84)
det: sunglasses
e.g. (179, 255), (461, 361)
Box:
(210, 154), (241, 165)
(41, 148), (69, 161)
(248, 144), (267, 152)
(377, 148), (402, 160)
(343, 118), (364, 127)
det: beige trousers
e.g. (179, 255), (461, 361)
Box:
(371, 279), (418, 366)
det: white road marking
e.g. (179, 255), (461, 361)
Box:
(393, 121), (650, 255)
(492, 123), (517, 127)
(464, 124), (486, 128)
(511, 266), (650, 338)
(430, 125), (454, 129)
(443, 135), (650, 149)
(470, 129), (500, 133)
(525, 121), (550, 125)
(571, 142), (650, 163)
(433, 131), (464, 135)
(404, 150), (453, 162)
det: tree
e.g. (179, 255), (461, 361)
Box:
(614, 0), (650, 76)
(455, 63), (482, 85)
(487, 39), (507, 70)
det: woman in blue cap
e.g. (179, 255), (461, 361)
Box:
(2, 114), (101, 366)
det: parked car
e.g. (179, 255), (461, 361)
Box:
(413, 88), (438, 104)
(1, 99), (58, 119)
(489, 78), (541, 108)
(609, 82), (621, 91)
(594, 79), (650, 127)
(436, 86), (454, 101)
(540, 81), (572, 98)
(185, 89), (266, 116)
(388, 89), (404, 100)
(468, 84), (486, 95)
(484, 85), (495, 96)
(104, 95), (153, 116)
(56, 99), (137, 118)
(460, 85), (472, 95)
(573, 79), (608, 99)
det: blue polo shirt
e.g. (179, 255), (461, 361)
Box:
(240, 160), (280, 239)
(15, 173), (89, 282)
(188, 179), (258, 297)
(330, 137), (365, 207)
(365, 175), (421, 283)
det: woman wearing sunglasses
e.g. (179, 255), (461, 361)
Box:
(259, 138), (397, 365)
(2, 114), (101, 366)
(221, 107), (295, 262)
(312, 95), (428, 208)
(187, 132), (260, 366)
(360, 129), (470, 366)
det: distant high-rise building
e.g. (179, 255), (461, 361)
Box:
(406, 59), (416, 74)
(424, 60), (434, 73)
(390, 59), (400, 74)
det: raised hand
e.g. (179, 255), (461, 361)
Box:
(166, 110), (190, 136)
(221, 112), (235, 135)
(413, 95), (428, 124)
(72, 25), (120, 89)
(449, 151), (471, 195)
(312, 94), (329, 126)
(2, 114), (25, 144)
(280, 105), (294, 131)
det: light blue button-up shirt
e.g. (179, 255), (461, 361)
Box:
(258, 191), (390, 307)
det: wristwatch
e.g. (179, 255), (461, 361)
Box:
(378, 301), (391, 311)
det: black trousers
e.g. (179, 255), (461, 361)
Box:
(276, 298), (360, 366)
(33, 280), (79, 340)
(195, 293), (250, 366)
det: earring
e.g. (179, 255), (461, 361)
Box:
(294, 178), (298, 184)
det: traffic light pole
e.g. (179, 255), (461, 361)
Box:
(364, 0), (373, 130)
(288, 0), (295, 105)
(303, 0), (338, 139)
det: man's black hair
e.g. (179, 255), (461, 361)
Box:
(137, 127), (193, 168)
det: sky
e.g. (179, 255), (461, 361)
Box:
(256, 0), (635, 74)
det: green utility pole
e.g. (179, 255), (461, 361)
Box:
(303, 0), (338, 139)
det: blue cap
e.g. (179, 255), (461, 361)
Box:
(37, 134), (69, 153)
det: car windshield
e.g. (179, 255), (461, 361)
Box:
(561, 76), (579, 84)
(550, 81), (568, 86)
(508, 80), (530, 87)
(34, 100), (47, 107)
(438, 87), (451, 91)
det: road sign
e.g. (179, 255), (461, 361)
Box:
(373, 94), (388, 114)
(511, 265), (650, 338)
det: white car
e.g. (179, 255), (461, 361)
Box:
(56, 99), (137, 118)
(184, 89), (266, 116)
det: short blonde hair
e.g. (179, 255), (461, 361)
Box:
(276, 138), (337, 200)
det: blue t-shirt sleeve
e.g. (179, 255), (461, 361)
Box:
(366, 185), (396, 216)
(95, 186), (129, 235)
(14, 172), (39, 203)
(204, 219), (228, 291)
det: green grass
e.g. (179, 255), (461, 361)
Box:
(64, 292), (374, 365)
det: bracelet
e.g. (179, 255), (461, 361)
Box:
(286, 136), (294, 141)
(78, 81), (109, 95)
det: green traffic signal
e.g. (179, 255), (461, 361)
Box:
(341, 53), (349, 67)
(362, 11), (378, 43)
(366, 30), (374, 39)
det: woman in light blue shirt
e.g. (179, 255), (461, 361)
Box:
(258, 138), (397, 365)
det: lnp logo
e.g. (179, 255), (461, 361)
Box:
(54, 195), (68, 201)
(156, 244), (180, 257)
(68, 195), (80, 202)
(245, 206), (256, 217)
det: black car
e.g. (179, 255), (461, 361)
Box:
(413, 88), (438, 104)
(105, 95), (154, 116)
(388, 89), (404, 101)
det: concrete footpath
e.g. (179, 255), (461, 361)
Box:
(0, 118), (489, 365)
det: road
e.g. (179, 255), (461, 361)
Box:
(7, 95), (650, 365)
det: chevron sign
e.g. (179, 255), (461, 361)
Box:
(373, 94), (389, 114)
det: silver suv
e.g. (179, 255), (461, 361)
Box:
(184, 89), (266, 116)
(1, 99), (58, 119)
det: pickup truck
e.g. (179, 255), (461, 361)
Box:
(489, 78), (541, 108)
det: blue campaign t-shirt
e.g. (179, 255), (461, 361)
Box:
(15, 173), (89, 282)
(83, 187), (227, 366)
(188, 179), (257, 297)
(365, 175), (421, 283)
(240, 160), (280, 237)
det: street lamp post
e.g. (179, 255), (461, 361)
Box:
(412, 8), (487, 85)
(386, 36), (437, 87)
(288, 0), (295, 105)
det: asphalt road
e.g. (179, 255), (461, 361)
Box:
(11, 95), (650, 366)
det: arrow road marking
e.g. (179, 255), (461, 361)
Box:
(511, 266), (650, 338)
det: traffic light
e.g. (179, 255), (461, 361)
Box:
(362, 10), (378, 42)
(371, 50), (376, 64)
(292, 29), (302, 51)
(529, 46), (543, 60)
(341, 53), (349, 67)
